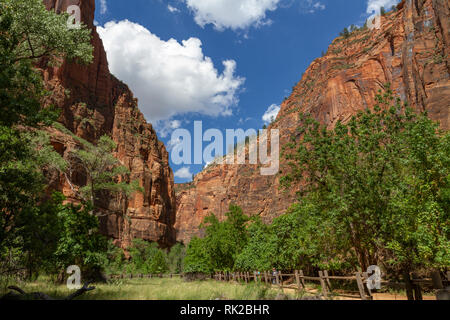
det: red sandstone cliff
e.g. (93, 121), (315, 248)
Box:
(175, 0), (450, 244)
(41, 0), (176, 248)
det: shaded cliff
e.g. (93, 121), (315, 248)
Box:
(175, 0), (450, 244)
(41, 0), (176, 248)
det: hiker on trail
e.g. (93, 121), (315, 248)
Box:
(256, 270), (261, 282)
(272, 268), (278, 284)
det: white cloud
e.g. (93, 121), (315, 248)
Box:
(262, 104), (280, 124)
(168, 4), (180, 13)
(99, 0), (107, 14)
(184, 0), (281, 31)
(98, 20), (245, 122)
(366, 0), (399, 14)
(174, 167), (193, 179)
(183, 1), (327, 31)
(313, 2), (326, 11)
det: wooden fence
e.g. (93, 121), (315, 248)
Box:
(108, 273), (183, 280)
(213, 270), (450, 300)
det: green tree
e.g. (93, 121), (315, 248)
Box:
(235, 218), (275, 271)
(0, 0), (93, 279)
(71, 135), (142, 213)
(104, 240), (126, 275)
(167, 243), (186, 274)
(127, 239), (168, 274)
(0, 0), (92, 127)
(183, 237), (213, 274)
(184, 204), (249, 272)
(202, 204), (249, 271)
(52, 197), (107, 282)
(281, 85), (450, 276)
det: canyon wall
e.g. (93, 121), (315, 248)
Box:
(41, 0), (176, 248)
(175, 0), (450, 244)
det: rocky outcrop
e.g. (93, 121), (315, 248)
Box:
(175, 0), (450, 244)
(41, 0), (176, 248)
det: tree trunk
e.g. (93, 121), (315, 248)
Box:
(403, 270), (414, 301)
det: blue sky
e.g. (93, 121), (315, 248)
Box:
(94, 0), (399, 183)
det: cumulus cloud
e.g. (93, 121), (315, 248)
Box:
(184, 0), (281, 31)
(97, 20), (245, 122)
(262, 104), (280, 124)
(183, 0), (327, 31)
(99, 0), (107, 14)
(366, 0), (399, 14)
(174, 167), (193, 179)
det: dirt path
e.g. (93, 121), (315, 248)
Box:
(278, 286), (436, 300)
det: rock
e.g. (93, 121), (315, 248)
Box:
(40, 0), (176, 248)
(175, 0), (450, 243)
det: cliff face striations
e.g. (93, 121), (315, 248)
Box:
(175, 0), (450, 244)
(41, 0), (176, 248)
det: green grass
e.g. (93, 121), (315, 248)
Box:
(1, 277), (307, 300)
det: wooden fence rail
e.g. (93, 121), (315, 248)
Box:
(108, 273), (183, 280)
(213, 270), (450, 300)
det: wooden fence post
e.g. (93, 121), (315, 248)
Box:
(324, 270), (332, 292)
(299, 270), (306, 288)
(295, 270), (302, 292)
(319, 271), (328, 298)
(362, 272), (373, 300)
(264, 271), (268, 285)
(277, 271), (282, 288)
(254, 271), (257, 283)
(356, 272), (367, 300)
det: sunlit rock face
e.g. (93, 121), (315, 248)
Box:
(175, 0), (450, 244)
(41, 0), (177, 248)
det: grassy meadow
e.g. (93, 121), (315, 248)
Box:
(0, 277), (310, 300)
(1, 276), (438, 300)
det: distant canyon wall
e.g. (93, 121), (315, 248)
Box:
(175, 0), (450, 244)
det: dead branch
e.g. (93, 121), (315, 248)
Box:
(1, 282), (95, 300)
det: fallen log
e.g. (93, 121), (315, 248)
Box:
(1, 282), (96, 300)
